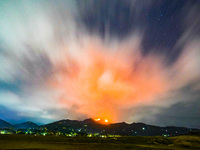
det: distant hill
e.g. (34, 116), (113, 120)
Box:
(0, 119), (13, 129)
(41, 118), (200, 136)
(14, 121), (39, 130)
(0, 118), (199, 136)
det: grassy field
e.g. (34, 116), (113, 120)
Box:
(0, 134), (200, 150)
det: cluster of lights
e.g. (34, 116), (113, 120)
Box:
(94, 118), (101, 121)
(94, 118), (109, 124)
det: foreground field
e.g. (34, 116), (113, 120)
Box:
(0, 134), (200, 150)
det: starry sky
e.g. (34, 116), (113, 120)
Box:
(0, 0), (200, 128)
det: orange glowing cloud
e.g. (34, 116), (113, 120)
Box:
(49, 37), (171, 123)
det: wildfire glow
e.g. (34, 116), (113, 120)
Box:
(94, 118), (101, 121)
(94, 118), (109, 124)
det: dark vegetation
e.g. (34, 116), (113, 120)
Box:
(0, 134), (200, 150)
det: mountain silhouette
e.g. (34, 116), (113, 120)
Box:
(0, 119), (13, 128)
(14, 121), (39, 130)
(0, 118), (199, 136)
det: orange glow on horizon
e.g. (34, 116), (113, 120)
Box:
(94, 118), (101, 121)
(94, 118), (109, 124)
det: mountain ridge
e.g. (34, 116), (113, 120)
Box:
(0, 119), (13, 128)
(14, 121), (39, 130)
(1, 118), (199, 136)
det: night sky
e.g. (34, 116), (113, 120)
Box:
(0, 0), (200, 128)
